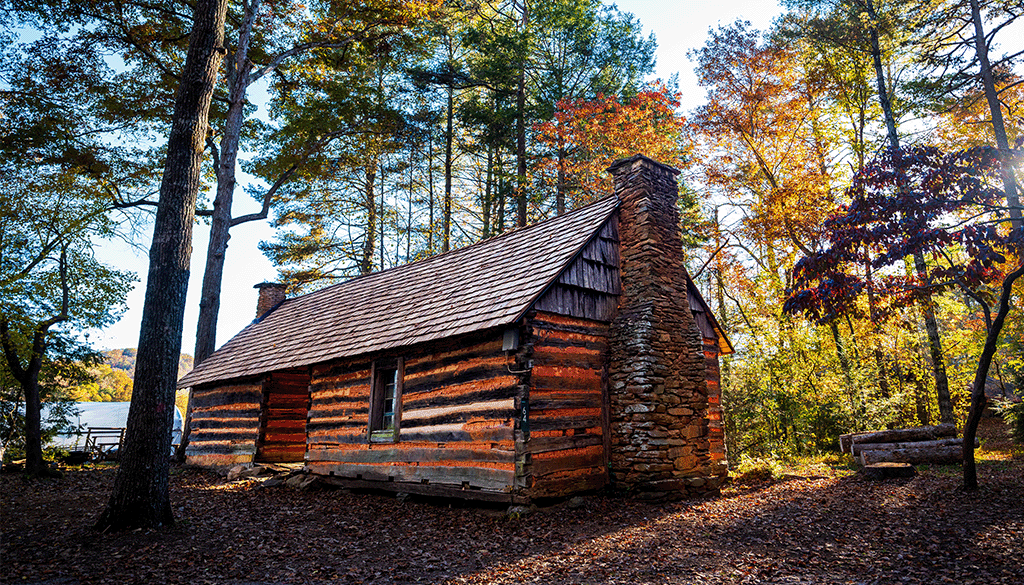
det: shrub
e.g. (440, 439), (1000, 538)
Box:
(996, 400), (1024, 444)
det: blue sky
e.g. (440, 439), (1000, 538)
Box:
(90, 0), (784, 354)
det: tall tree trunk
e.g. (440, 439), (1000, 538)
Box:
(428, 126), (435, 254)
(361, 162), (377, 275)
(969, 0), (1022, 230)
(864, 250), (892, 398)
(496, 148), (505, 234)
(406, 147), (413, 261)
(864, 0), (952, 422)
(1, 300), (67, 478)
(556, 138), (566, 215)
(482, 144), (493, 239)
(380, 162), (386, 271)
(194, 0), (259, 366)
(515, 0), (528, 227)
(963, 263), (1024, 489)
(176, 0), (260, 464)
(443, 84), (453, 253)
(829, 320), (853, 387)
(95, 0), (228, 532)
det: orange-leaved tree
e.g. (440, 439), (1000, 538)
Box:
(534, 81), (687, 209)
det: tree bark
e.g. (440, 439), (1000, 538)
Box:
(864, 0), (952, 423)
(94, 0), (227, 531)
(969, 0), (1022, 230)
(443, 83), (453, 253)
(515, 0), (528, 228)
(360, 162), (377, 275)
(174, 0), (259, 465)
(556, 139), (566, 215)
(860, 445), (962, 465)
(963, 262), (1024, 490)
(482, 144), (493, 239)
(1, 248), (70, 477)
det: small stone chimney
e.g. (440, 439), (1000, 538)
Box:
(605, 155), (726, 499)
(254, 282), (287, 319)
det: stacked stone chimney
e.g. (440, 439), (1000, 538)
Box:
(254, 282), (287, 319)
(606, 155), (727, 498)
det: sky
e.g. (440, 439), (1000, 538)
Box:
(90, 0), (784, 354)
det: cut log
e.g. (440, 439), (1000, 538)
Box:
(859, 445), (962, 465)
(845, 423), (956, 450)
(861, 462), (917, 480)
(849, 437), (977, 456)
(839, 431), (874, 454)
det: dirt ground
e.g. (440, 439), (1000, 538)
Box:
(3, 418), (1022, 585)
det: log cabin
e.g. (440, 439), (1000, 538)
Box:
(178, 155), (733, 503)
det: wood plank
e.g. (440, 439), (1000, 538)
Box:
(306, 445), (515, 464)
(304, 462), (516, 491)
(530, 446), (605, 477)
(526, 434), (603, 454)
(316, 475), (519, 503)
(529, 415), (602, 432)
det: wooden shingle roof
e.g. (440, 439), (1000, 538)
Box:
(179, 196), (620, 388)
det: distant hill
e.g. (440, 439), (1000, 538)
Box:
(103, 349), (194, 380)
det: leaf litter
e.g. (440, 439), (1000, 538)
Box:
(3, 419), (1021, 585)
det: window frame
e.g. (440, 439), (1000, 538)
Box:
(368, 357), (403, 443)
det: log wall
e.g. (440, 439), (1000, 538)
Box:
(185, 380), (264, 468)
(256, 368), (311, 463)
(522, 311), (610, 498)
(704, 339), (726, 463)
(305, 332), (521, 496)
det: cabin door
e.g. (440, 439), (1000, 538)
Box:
(256, 369), (311, 463)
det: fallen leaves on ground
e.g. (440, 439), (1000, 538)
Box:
(3, 419), (1022, 585)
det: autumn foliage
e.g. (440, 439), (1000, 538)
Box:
(534, 82), (686, 205)
(784, 145), (1023, 324)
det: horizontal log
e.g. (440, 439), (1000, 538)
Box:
(859, 445), (963, 465)
(850, 437), (976, 456)
(527, 433), (603, 455)
(530, 397), (602, 412)
(842, 424), (957, 452)
(317, 476), (520, 504)
(529, 415), (602, 432)
(528, 468), (608, 498)
(530, 445), (605, 477)
(398, 425), (514, 443)
(306, 462), (515, 491)
(306, 445), (515, 465)
(186, 453), (254, 467)
(190, 415), (261, 429)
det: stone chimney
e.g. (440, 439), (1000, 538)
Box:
(605, 155), (726, 499)
(254, 282), (287, 319)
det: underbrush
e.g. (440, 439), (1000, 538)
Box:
(729, 452), (858, 484)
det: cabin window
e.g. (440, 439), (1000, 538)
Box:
(369, 358), (403, 442)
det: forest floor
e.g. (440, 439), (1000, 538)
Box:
(3, 418), (1022, 585)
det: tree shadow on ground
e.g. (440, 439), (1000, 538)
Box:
(3, 429), (1022, 585)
